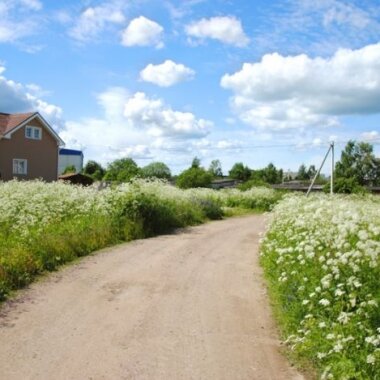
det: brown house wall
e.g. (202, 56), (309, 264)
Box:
(0, 118), (59, 181)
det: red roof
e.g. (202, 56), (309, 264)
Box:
(0, 112), (36, 136)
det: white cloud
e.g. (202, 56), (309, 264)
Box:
(19, 0), (42, 11)
(60, 88), (213, 165)
(261, 0), (380, 55)
(221, 43), (380, 131)
(185, 16), (249, 47)
(361, 131), (379, 142)
(0, 64), (63, 129)
(124, 92), (212, 138)
(112, 145), (153, 160)
(69, 2), (125, 42)
(0, 0), (42, 43)
(121, 16), (164, 48)
(97, 87), (130, 120)
(140, 60), (195, 87)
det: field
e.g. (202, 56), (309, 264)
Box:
(261, 193), (380, 379)
(0, 179), (280, 301)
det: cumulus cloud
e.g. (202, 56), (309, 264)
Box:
(121, 16), (164, 48)
(221, 43), (380, 130)
(140, 60), (195, 87)
(68, 2), (125, 42)
(0, 64), (63, 130)
(193, 138), (242, 151)
(60, 87), (213, 165)
(185, 16), (249, 47)
(111, 145), (153, 160)
(0, 0), (42, 43)
(124, 92), (212, 137)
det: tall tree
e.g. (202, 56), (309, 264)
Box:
(335, 141), (380, 186)
(191, 157), (201, 168)
(296, 164), (309, 180)
(104, 158), (140, 182)
(262, 163), (282, 184)
(141, 162), (171, 180)
(83, 160), (105, 180)
(229, 162), (251, 181)
(307, 165), (317, 180)
(208, 159), (223, 177)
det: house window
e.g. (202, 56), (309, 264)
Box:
(25, 126), (42, 140)
(13, 159), (28, 175)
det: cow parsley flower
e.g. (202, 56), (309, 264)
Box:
(319, 299), (330, 306)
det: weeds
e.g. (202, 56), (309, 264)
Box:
(0, 179), (280, 300)
(261, 193), (380, 379)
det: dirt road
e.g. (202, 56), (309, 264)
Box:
(0, 215), (303, 380)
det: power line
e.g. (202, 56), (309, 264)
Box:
(76, 137), (380, 152)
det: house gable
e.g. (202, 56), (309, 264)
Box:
(0, 112), (65, 181)
(0, 112), (64, 146)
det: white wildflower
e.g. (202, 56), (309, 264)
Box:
(366, 354), (376, 364)
(319, 299), (330, 306)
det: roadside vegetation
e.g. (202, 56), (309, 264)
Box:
(260, 193), (380, 379)
(0, 179), (280, 301)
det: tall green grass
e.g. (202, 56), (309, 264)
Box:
(0, 179), (280, 301)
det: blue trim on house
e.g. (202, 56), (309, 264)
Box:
(59, 148), (83, 156)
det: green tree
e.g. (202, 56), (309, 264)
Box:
(176, 167), (212, 189)
(261, 163), (283, 184)
(208, 159), (223, 178)
(229, 162), (251, 181)
(296, 164), (309, 180)
(191, 156), (201, 168)
(104, 158), (140, 182)
(335, 141), (380, 186)
(62, 165), (77, 174)
(83, 160), (105, 181)
(307, 165), (317, 180)
(141, 162), (171, 180)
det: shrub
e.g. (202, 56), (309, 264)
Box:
(176, 167), (212, 189)
(323, 177), (367, 194)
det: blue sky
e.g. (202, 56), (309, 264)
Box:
(1, 0), (380, 174)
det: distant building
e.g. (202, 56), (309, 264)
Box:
(58, 172), (93, 186)
(283, 170), (298, 181)
(58, 148), (83, 175)
(0, 112), (64, 181)
(211, 178), (242, 189)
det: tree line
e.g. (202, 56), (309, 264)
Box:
(64, 140), (380, 192)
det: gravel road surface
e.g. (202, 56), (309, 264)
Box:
(0, 215), (304, 380)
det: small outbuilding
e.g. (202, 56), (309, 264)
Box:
(58, 148), (84, 175)
(58, 173), (93, 186)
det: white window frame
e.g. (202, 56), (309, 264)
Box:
(13, 159), (28, 175)
(25, 125), (42, 140)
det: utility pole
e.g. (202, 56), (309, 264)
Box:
(306, 142), (335, 197)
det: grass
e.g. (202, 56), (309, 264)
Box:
(0, 179), (281, 301)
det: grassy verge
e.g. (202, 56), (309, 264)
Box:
(0, 179), (281, 302)
(260, 193), (380, 379)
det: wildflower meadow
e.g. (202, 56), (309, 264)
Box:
(0, 179), (279, 301)
(261, 194), (380, 379)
